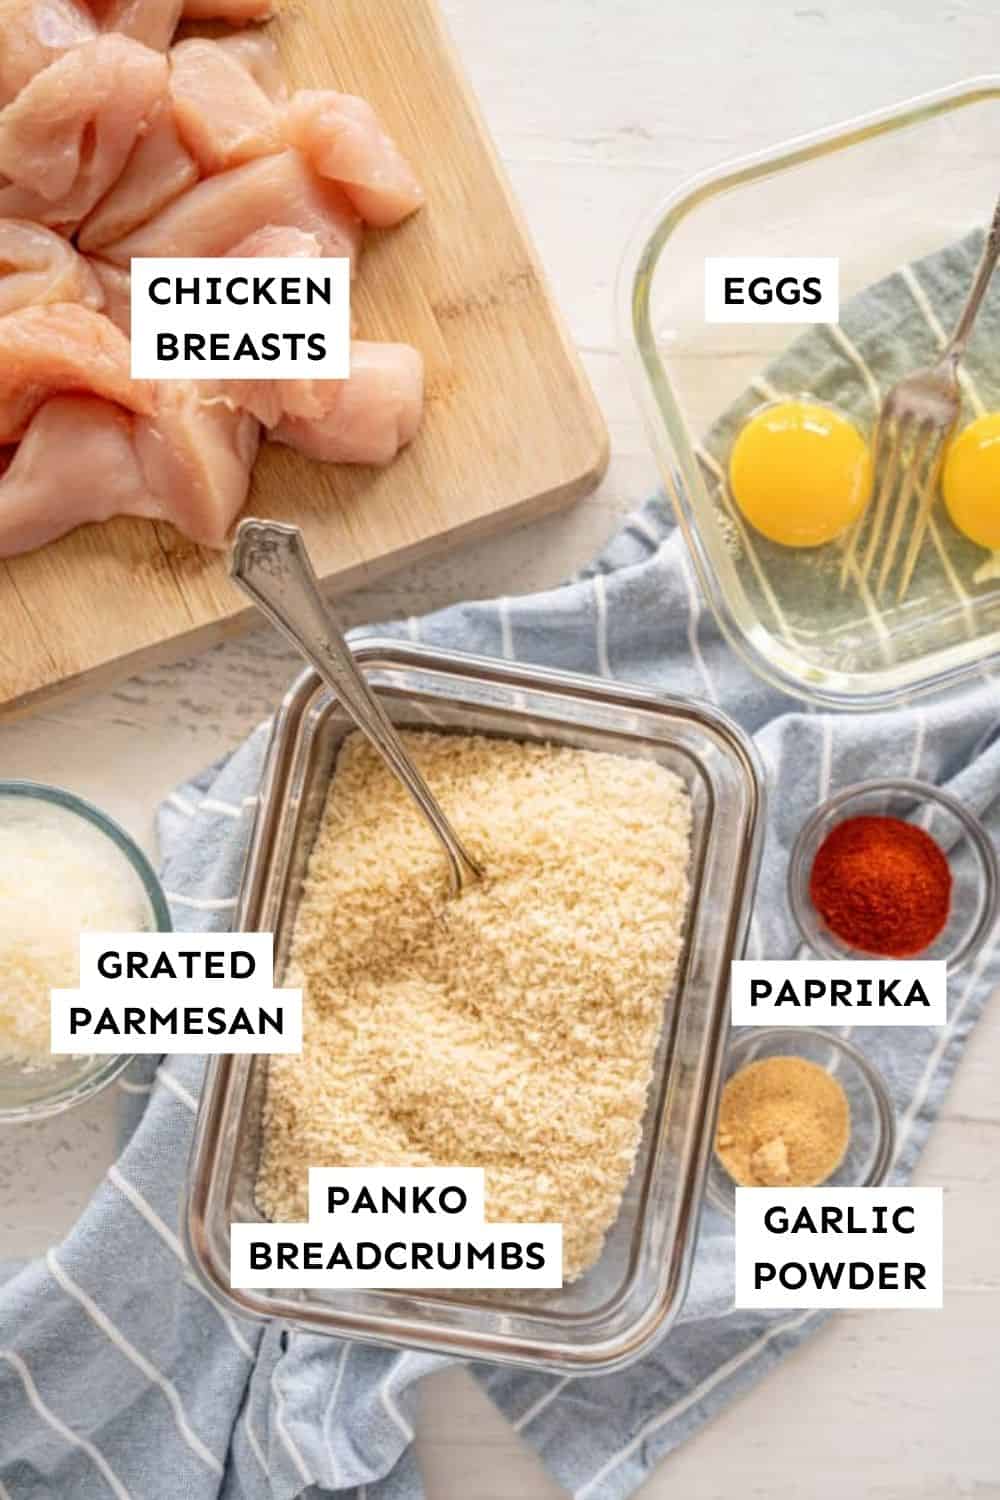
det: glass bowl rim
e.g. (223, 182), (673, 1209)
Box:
(706, 1024), (897, 1215)
(787, 776), (999, 973)
(0, 779), (172, 1124)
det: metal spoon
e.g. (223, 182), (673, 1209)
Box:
(229, 518), (483, 895)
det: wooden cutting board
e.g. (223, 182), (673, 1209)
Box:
(0, 0), (607, 717)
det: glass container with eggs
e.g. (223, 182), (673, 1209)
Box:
(622, 78), (1000, 709)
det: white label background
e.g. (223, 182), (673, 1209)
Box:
(131, 257), (351, 378)
(704, 256), (839, 323)
(50, 932), (302, 1054)
(232, 1168), (563, 1290)
(230, 1221), (563, 1290)
(308, 1167), (487, 1225)
(731, 960), (947, 1027)
(735, 1187), (943, 1310)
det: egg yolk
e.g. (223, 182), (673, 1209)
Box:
(942, 412), (1000, 551)
(728, 400), (872, 548)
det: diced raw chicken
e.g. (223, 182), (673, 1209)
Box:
(181, 0), (272, 19)
(134, 381), (260, 546)
(228, 225), (322, 260)
(271, 342), (424, 466)
(0, 396), (157, 555)
(77, 97), (198, 251)
(0, 36), (167, 229)
(87, 0), (182, 50)
(0, 192), (76, 241)
(0, 303), (152, 443)
(102, 150), (362, 266)
(0, 384), (259, 557)
(86, 259), (131, 334)
(0, 0), (424, 557)
(0, 220), (104, 317)
(214, 225), (324, 424)
(286, 91), (424, 228)
(0, 0), (96, 109)
(212, 227), (424, 463)
(214, 31), (286, 102)
(170, 38), (281, 175)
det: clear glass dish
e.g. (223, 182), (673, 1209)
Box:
(622, 77), (1000, 709)
(705, 1027), (896, 1216)
(788, 777), (998, 972)
(185, 641), (765, 1373)
(0, 782), (172, 1124)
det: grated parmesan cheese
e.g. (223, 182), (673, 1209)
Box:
(256, 731), (692, 1283)
(0, 796), (153, 1065)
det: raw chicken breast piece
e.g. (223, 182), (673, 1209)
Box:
(134, 381), (260, 546)
(0, 220), (104, 317)
(216, 225), (324, 425)
(0, 0), (96, 109)
(181, 0), (272, 19)
(87, 0), (182, 50)
(214, 31), (287, 102)
(227, 226), (322, 260)
(170, 38), (281, 175)
(271, 342), (424, 466)
(0, 384), (259, 558)
(102, 150), (362, 266)
(0, 396), (158, 556)
(212, 227), (424, 462)
(77, 97), (198, 251)
(87, 259), (131, 334)
(0, 303), (152, 443)
(286, 90), (424, 228)
(0, 36), (167, 228)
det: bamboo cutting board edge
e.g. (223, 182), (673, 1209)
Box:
(0, 463), (601, 721)
(0, 0), (609, 717)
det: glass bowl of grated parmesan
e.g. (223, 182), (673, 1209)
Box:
(0, 782), (171, 1123)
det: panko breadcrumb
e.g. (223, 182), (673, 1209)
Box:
(256, 730), (691, 1282)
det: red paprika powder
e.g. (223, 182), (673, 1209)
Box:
(808, 814), (952, 958)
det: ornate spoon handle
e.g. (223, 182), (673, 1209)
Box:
(230, 518), (483, 896)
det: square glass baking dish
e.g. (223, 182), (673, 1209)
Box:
(622, 77), (1000, 709)
(185, 642), (764, 1373)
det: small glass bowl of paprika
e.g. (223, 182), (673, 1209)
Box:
(789, 778), (998, 973)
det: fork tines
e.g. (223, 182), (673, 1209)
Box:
(842, 410), (952, 603)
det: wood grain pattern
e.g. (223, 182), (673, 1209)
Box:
(0, 0), (607, 718)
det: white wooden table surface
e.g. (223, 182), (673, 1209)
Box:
(2, 3), (998, 1495)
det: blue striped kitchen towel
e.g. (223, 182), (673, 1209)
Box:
(1, 229), (998, 1500)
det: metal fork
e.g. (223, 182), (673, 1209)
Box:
(843, 193), (1000, 601)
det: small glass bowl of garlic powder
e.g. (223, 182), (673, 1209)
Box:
(705, 1028), (896, 1216)
(0, 782), (171, 1122)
